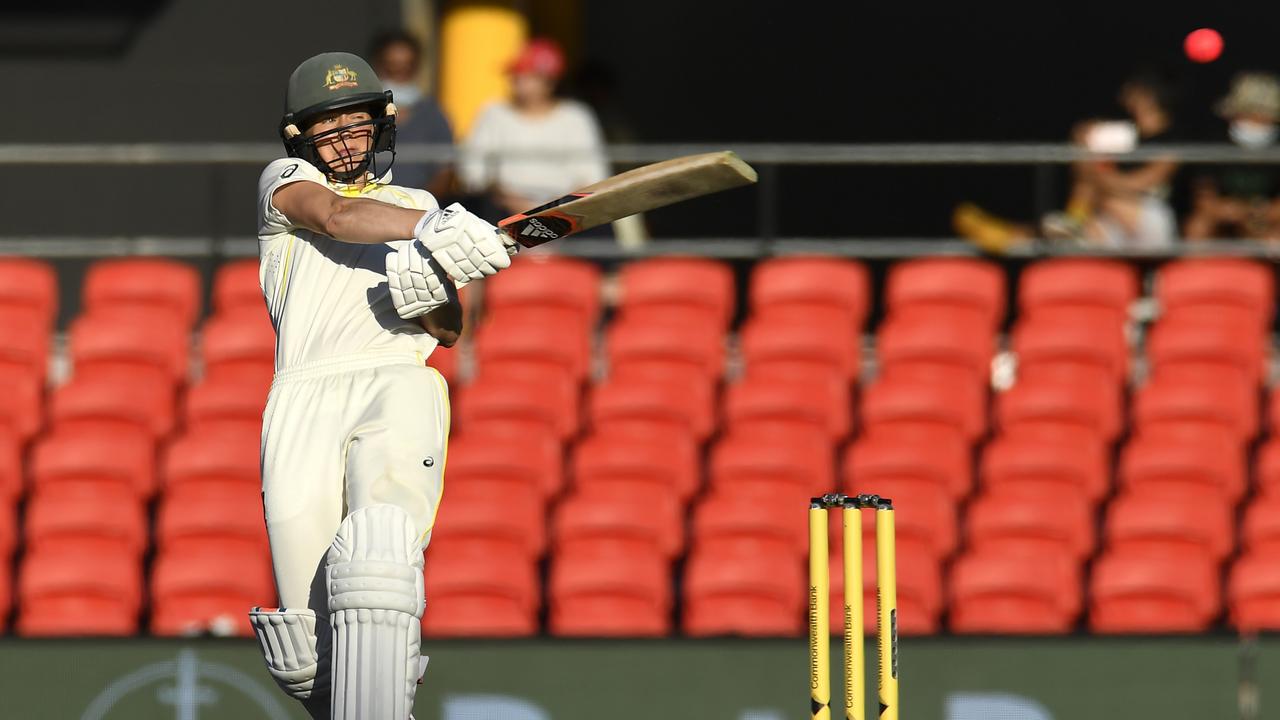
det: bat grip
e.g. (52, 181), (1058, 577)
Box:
(496, 226), (521, 255)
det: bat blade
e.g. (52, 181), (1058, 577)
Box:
(498, 150), (757, 247)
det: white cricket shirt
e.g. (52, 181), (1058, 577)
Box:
(256, 157), (440, 371)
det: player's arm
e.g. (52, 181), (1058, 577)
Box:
(272, 181), (422, 245)
(420, 298), (463, 347)
(1095, 158), (1179, 195)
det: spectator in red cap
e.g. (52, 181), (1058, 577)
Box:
(459, 37), (613, 221)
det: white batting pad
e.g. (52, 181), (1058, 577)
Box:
(249, 607), (321, 701)
(327, 504), (427, 720)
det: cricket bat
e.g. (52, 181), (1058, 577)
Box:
(498, 151), (758, 246)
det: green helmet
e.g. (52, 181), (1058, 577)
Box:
(279, 51), (398, 183)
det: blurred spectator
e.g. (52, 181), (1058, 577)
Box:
(369, 30), (454, 193)
(459, 38), (606, 215)
(1044, 72), (1182, 249)
(1184, 73), (1280, 241)
(459, 38), (645, 245)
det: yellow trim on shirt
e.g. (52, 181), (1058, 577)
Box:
(276, 233), (298, 307)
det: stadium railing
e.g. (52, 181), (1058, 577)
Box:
(2, 143), (1280, 259)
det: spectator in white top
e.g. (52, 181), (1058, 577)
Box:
(460, 38), (609, 217)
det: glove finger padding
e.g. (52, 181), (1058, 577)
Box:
(415, 203), (511, 283)
(386, 239), (456, 320)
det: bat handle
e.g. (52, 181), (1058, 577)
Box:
(496, 226), (521, 256)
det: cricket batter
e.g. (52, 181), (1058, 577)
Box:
(247, 51), (514, 719)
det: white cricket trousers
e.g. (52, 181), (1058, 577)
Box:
(260, 350), (450, 611)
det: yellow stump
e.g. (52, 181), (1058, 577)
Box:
(809, 504), (830, 719)
(843, 503), (864, 720)
(876, 507), (899, 720)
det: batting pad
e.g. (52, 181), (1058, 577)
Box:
(326, 504), (427, 720)
(249, 607), (322, 701)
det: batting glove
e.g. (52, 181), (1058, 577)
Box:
(414, 203), (511, 284)
(386, 239), (459, 320)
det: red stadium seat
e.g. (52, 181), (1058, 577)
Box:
(1018, 258), (1137, 322)
(30, 426), (156, 498)
(0, 430), (19, 502)
(722, 376), (852, 439)
(1089, 550), (1220, 633)
(739, 310), (859, 386)
(427, 346), (458, 387)
(49, 372), (176, 439)
(877, 308), (994, 388)
(827, 540), (942, 635)
(1147, 317), (1266, 387)
(606, 319), (725, 383)
(949, 548), (1081, 634)
(17, 547), (142, 636)
(429, 485), (545, 560)
(861, 375), (984, 440)
(485, 256), (601, 334)
(885, 258), (1006, 329)
(1156, 257), (1274, 328)
(444, 426), (562, 500)
(1119, 431), (1245, 501)
(1013, 362), (1123, 441)
(24, 483), (146, 558)
(683, 546), (802, 636)
(996, 375), (1114, 442)
(965, 489), (1093, 561)
(0, 557), (8, 632)
(184, 366), (271, 429)
(163, 425), (260, 493)
(212, 259), (264, 315)
(709, 428), (834, 503)
(572, 428), (699, 501)
(834, 480), (957, 562)
(423, 552), (538, 637)
(474, 309), (590, 380)
(69, 311), (189, 385)
(1012, 307), (1129, 382)
(692, 486), (808, 559)
(1104, 491), (1233, 563)
(843, 426), (970, 499)
(0, 370), (43, 441)
(1242, 495), (1280, 555)
(553, 488), (683, 559)
(0, 257), (57, 327)
(618, 257), (735, 330)
(1261, 440), (1280, 496)
(1264, 389), (1280, 437)
(201, 309), (276, 379)
(749, 256), (870, 329)
(151, 545), (274, 637)
(1229, 551), (1280, 631)
(549, 547), (671, 637)
(981, 431), (1108, 504)
(0, 503), (15, 561)
(83, 258), (201, 328)
(456, 368), (579, 439)
(0, 308), (50, 382)
(590, 375), (714, 440)
(156, 484), (268, 557)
